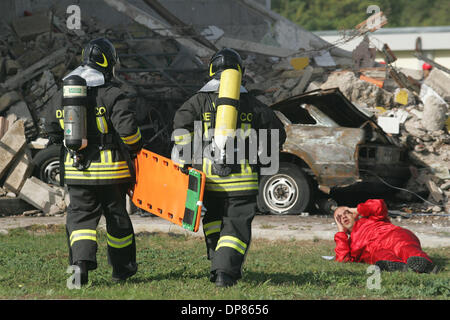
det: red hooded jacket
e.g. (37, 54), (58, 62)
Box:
(334, 199), (432, 264)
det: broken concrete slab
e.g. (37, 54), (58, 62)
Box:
(8, 42), (26, 60)
(282, 77), (301, 90)
(424, 178), (445, 203)
(3, 147), (34, 195)
(17, 49), (45, 69)
(0, 116), (8, 140)
(422, 95), (448, 131)
(320, 71), (393, 108)
(103, 0), (214, 58)
(28, 137), (49, 150)
(424, 68), (450, 103)
(215, 36), (297, 57)
(279, 67), (324, 79)
(1, 47), (66, 91)
(306, 81), (322, 92)
(5, 59), (20, 76)
(0, 91), (21, 113)
(313, 50), (336, 67)
(5, 114), (18, 129)
(0, 120), (26, 180)
(11, 13), (50, 41)
(5, 101), (33, 121)
(19, 176), (64, 214)
(292, 66), (314, 96)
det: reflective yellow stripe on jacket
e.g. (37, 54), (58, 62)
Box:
(121, 128), (141, 145)
(174, 132), (194, 145)
(96, 115), (109, 133)
(64, 150), (131, 180)
(203, 158), (258, 192)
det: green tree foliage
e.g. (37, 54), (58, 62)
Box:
(271, 0), (450, 31)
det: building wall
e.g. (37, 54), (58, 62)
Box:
(433, 50), (450, 70)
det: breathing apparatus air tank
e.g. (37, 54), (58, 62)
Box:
(62, 75), (88, 169)
(212, 68), (241, 176)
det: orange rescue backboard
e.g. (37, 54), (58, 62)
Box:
(131, 149), (205, 232)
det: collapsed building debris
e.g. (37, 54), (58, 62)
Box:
(0, 0), (448, 217)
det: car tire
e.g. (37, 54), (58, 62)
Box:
(32, 144), (61, 186)
(257, 162), (312, 215)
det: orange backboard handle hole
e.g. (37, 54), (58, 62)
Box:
(153, 156), (158, 162)
(147, 203), (152, 209)
(163, 161), (169, 166)
(168, 213), (173, 219)
(158, 208), (163, 213)
(138, 199), (142, 205)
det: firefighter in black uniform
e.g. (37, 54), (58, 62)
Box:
(46, 38), (142, 285)
(172, 48), (286, 287)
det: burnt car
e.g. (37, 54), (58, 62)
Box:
(257, 88), (410, 215)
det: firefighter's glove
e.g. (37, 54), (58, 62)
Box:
(179, 165), (190, 175)
(211, 163), (232, 177)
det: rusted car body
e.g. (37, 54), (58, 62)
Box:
(258, 88), (410, 214)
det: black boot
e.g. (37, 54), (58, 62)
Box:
(407, 256), (437, 273)
(215, 272), (237, 288)
(74, 260), (89, 286)
(209, 271), (217, 283)
(375, 260), (408, 272)
(112, 262), (138, 282)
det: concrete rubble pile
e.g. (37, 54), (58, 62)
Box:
(0, 2), (449, 216)
(0, 118), (67, 217)
(0, 11), (67, 217)
(396, 69), (450, 214)
(0, 8), (203, 217)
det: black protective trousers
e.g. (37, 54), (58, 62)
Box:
(202, 194), (257, 280)
(65, 184), (136, 271)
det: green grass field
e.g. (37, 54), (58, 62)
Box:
(0, 224), (449, 300)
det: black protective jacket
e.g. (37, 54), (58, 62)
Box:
(46, 82), (142, 186)
(172, 91), (286, 197)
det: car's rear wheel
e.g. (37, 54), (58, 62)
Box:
(257, 162), (312, 215)
(32, 144), (61, 186)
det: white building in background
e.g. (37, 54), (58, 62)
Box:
(314, 26), (450, 70)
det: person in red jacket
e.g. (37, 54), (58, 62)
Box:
(333, 199), (438, 273)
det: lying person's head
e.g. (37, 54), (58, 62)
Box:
(334, 206), (358, 232)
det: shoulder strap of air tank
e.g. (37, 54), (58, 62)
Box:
(204, 92), (216, 112)
(59, 144), (66, 187)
